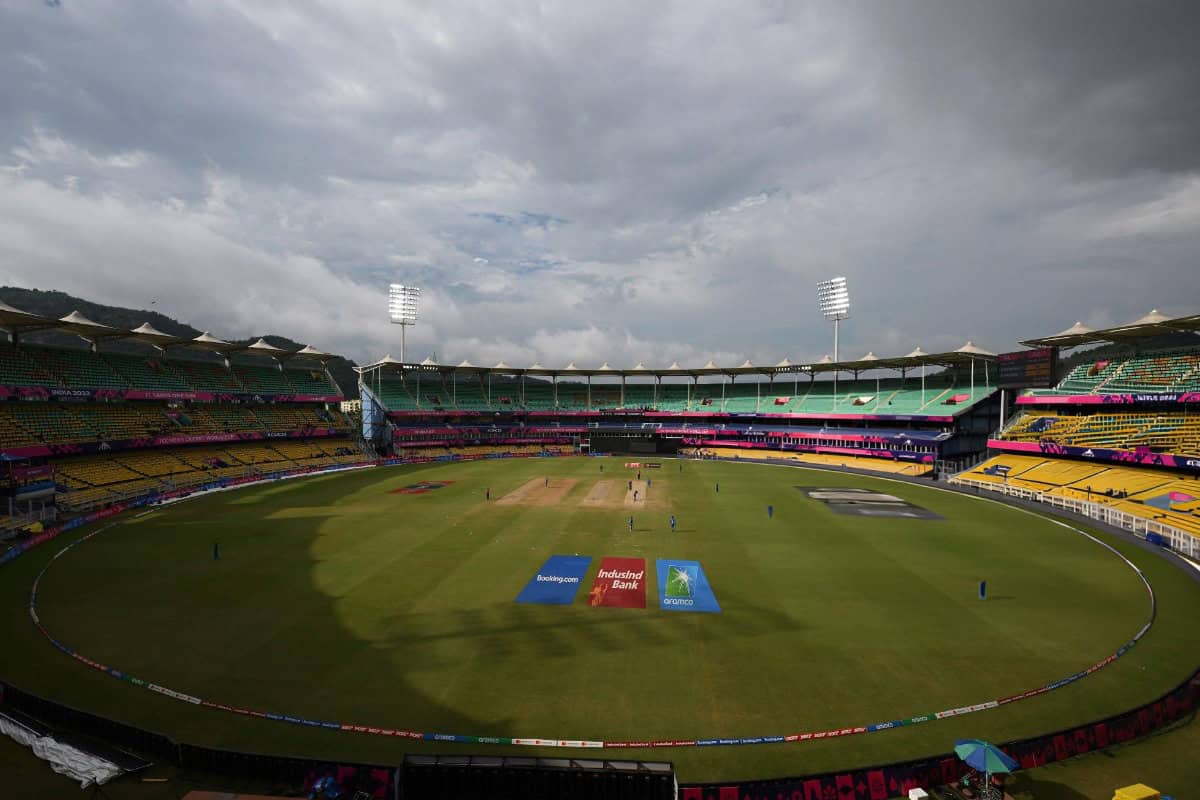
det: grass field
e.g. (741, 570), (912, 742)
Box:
(3, 456), (1199, 785)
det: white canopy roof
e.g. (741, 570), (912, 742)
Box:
(0, 299), (339, 361)
(1021, 308), (1200, 348)
(126, 322), (185, 347)
(0, 301), (54, 330)
(955, 341), (996, 356)
(56, 311), (126, 340)
(359, 342), (998, 378)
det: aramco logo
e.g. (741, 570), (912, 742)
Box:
(664, 564), (697, 606)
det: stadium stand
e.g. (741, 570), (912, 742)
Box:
(0, 344), (61, 387)
(0, 341), (341, 398)
(54, 440), (366, 512)
(449, 378), (490, 410)
(5, 403), (96, 444)
(520, 381), (557, 410)
(366, 371), (994, 415)
(233, 362), (294, 394)
(655, 383), (691, 412)
(284, 366), (339, 395)
(682, 446), (932, 476)
(0, 402), (350, 452)
(370, 378), (418, 410)
(619, 384), (656, 409)
(73, 403), (167, 439)
(27, 346), (129, 389)
(102, 352), (193, 391)
(196, 404), (264, 432)
(0, 305), (351, 527)
(1030, 348), (1200, 396)
(955, 456), (1200, 538)
(172, 358), (244, 392)
(1000, 411), (1200, 455)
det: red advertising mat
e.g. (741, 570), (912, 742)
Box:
(587, 557), (647, 608)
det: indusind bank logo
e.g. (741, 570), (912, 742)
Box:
(596, 566), (644, 589)
(589, 557), (648, 608)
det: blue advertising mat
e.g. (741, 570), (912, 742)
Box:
(515, 555), (592, 604)
(655, 559), (721, 613)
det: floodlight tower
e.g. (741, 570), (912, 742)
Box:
(388, 284), (421, 362)
(816, 276), (850, 362)
(817, 277), (850, 409)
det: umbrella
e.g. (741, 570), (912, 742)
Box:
(955, 739), (1018, 795)
(955, 739), (1018, 773)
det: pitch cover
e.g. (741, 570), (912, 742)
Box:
(515, 555), (592, 604)
(655, 559), (721, 613)
(588, 557), (647, 608)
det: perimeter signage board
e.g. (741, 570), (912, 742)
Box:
(515, 555), (592, 605)
(655, 559), (721, 613)
(997, 347), (1058, 389)
(587, 557), (647, 608)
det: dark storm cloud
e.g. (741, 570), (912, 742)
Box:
(853, 1), (1200, 177)
(0, 1), (1197, 366)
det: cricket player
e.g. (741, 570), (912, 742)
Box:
(670, 514), (676, 533)
(628, 516), (634, 532)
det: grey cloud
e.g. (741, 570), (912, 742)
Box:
(851, 1), (1200, 178)
(0, 1), (1198, 369)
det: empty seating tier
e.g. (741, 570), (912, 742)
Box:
(681, 446), (932, 476)
(284, 367), (337, 395)
(0, 402), (350, 453)
(54, 439), (365, 512)
(955, 456), (1200, 538)
(0, 344), (339, 397)
(1000, 411), (1200, 456)
(102, 352), (193, 391)
(371, 373), (994, 416)
(1031, 348), (1200, 396)
(233, 363), (294, 394)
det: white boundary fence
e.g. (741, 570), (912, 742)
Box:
(952, 477), (1200, 560)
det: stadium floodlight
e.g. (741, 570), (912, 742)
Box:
(816, 277), (850, 362)
(388, 284), (421, 362)
(817, 276), (851, 410)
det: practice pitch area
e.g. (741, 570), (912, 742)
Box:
(3, 455), (1199, 782)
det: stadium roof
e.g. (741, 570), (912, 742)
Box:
(360, 341), (995, 378)
(0, 301), (60, 333)
(1020, 309), (1200, 348)
(0, 300), (337, 361)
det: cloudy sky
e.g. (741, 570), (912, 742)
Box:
(2, 1), (1198, 367)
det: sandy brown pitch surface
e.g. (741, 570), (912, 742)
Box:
(496, 477), (578, 506)
(577, 478), (667, 508)
(623, 479), (650, 507)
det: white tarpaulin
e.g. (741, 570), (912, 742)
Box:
(0, 713), (122, 788)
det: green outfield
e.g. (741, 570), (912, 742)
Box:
(3, 456), (1199, 784)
